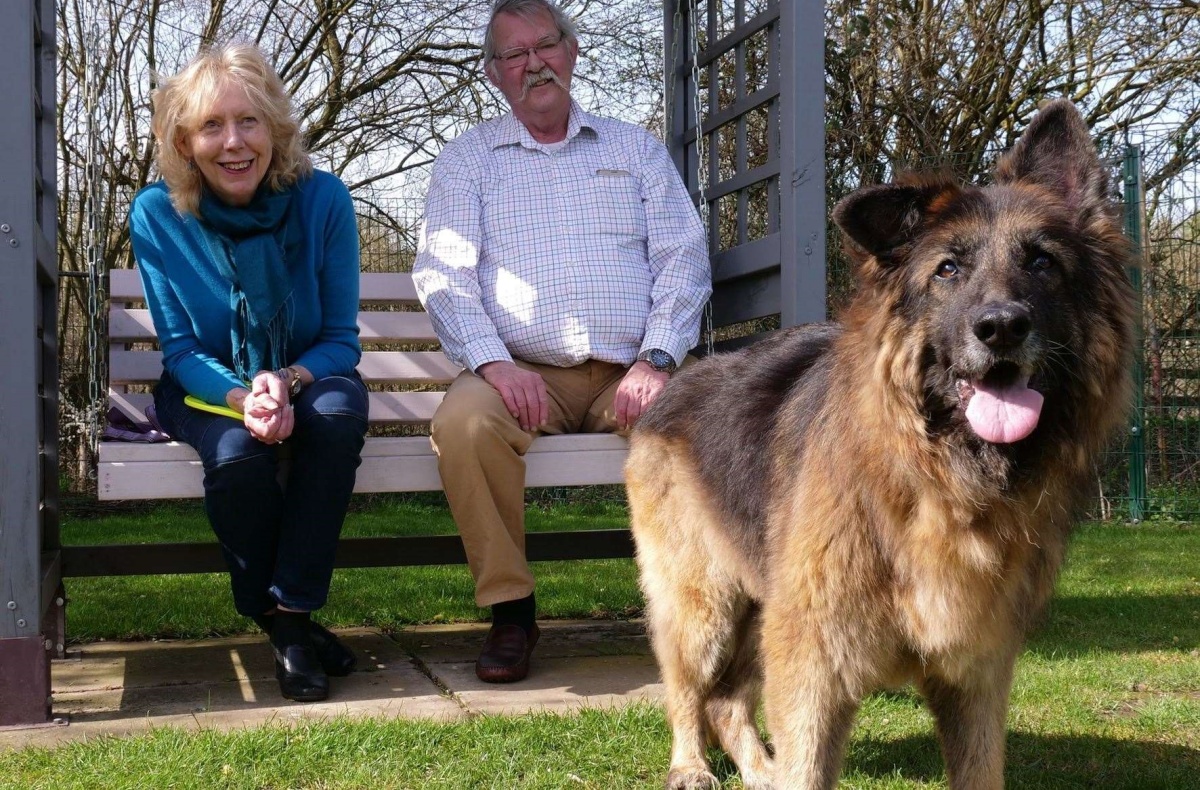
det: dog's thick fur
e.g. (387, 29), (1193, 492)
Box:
(626, 100), (1135, 790)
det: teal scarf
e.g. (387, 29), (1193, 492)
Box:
(199, 184), (295, 383)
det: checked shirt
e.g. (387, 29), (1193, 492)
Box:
(413, 101), (711, 374)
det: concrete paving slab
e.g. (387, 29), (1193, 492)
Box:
(403, 620), (664, 716)
(54, 628), (403, 691)
(428, 652), (664, 717)
(391, 619), (652, 663)
(0, 620), (663, 750)
(1, 628), (461, 750)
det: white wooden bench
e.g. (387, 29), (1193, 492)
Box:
(65, 269), (632, 578)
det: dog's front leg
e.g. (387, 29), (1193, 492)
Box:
(918, 654), (1015, 790)
(761, 610), (861, 790)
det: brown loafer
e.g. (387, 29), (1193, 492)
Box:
(475, 623), (540, 683)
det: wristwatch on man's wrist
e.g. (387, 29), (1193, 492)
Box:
(276, 366), (303, 398)
(636, 348), (677, 374)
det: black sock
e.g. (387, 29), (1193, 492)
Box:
(251, 613), (274, 634)
(270, 610), (312, 652)
(491, 593), (536, 632)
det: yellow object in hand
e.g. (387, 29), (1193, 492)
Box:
(184, 394), (243, 420)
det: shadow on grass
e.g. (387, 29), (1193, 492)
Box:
(837, 731), (1200, 789)
(701, 729), (1199, 788)
(1029, 594), (1200, 657)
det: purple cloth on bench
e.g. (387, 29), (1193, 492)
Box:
(102, 405), (172, 443)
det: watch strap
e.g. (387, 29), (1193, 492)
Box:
(637, 348), (677, 374)
(277, 366), (303, 397)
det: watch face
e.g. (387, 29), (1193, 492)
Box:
(642, 349), (676, 372)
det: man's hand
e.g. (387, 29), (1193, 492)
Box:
(478, 361), (549, 431)
(614, 361), (670, 430)
(241, 370), (295, 444)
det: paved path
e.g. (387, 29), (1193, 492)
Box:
(0, 620), (663, 749)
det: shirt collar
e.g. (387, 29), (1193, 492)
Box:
(494, 99), (599, 151)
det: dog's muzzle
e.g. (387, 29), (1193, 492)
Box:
(955, 301), (1044, 444)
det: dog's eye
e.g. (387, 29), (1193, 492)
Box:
(935, 260), (959, 280)
(1028, 254), (1054, 272)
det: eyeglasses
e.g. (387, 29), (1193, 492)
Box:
(494, 34), (565, 69)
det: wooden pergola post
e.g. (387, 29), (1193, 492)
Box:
(0, 0), (61, 729)
(665, 0), (826, 346)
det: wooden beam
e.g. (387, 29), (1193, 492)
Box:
(60, 529), (635, 577)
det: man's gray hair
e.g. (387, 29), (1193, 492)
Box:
(482, 0), (579, 76)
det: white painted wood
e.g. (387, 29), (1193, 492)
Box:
(355, 311), (437, 343)
(345, 351), (463, 383)
(106, 390), (446, 426)
(108, 308), (158, 340)
(110, 308), (438, 344)
(359, 272), (419, 303)
(108, 268), (146, 301)
(109, 268), (420, 303)
(110, 349), (462, 385)
(98, 434), (628, 500)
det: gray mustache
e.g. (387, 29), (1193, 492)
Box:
(519, 68), (566, 101)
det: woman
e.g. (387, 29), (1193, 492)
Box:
(128, 43), (368, 702)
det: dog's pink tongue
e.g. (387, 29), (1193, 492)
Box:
(964, 378), (1044, 444)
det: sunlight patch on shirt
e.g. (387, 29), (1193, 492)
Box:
(495, 268), (537, 323)
(424, 227), (478, 270)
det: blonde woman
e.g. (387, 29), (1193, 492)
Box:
(129, 43), (367, 702)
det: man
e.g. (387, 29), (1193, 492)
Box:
(413, 0), (710, 683)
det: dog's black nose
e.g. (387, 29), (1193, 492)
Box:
(972, 302), (1032, 351)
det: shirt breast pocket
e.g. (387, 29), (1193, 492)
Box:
(589, 171), (647, 242)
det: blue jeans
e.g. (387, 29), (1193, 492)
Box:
(154, 373), (369, 616)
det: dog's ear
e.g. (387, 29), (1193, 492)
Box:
(833, 181), (953, 263)
(995, 99), (1108, 218)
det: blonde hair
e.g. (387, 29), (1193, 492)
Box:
(150, 42), (312, 216)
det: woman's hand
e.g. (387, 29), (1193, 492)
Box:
(242, 370), (295, 444)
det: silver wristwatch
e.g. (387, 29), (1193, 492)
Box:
(636, 348), (677, 374)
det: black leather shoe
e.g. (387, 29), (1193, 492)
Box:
(310, 621), (357, 677)
(273, 643), (329, 702)
(475, 623), (540, 683)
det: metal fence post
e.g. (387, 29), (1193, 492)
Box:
(1122, 144), (1148, 522)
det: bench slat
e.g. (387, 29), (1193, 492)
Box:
(107, 390), (446, 426)
(110, 307), (438, 344)
(108, 268), (147, 301)
(360, 272), (419, 303)
(109, 268), (420, 303)
(99, 432), (627, 462)
(107, 307), (157, 340)
(110, 349), (462, 385)
(98, 434), (628, 500)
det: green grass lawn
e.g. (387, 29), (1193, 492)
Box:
(59, 496), (641, 639)
(3, 499), (1197, 788)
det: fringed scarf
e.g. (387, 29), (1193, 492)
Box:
(199, 184), (295, 382)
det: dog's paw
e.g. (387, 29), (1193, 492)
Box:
(665, 768), (721, 790)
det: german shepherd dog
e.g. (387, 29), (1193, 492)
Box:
(626, 100), (1135, 789)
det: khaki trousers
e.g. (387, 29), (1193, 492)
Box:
(430, 358), (631, 607)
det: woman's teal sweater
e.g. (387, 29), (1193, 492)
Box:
(129, 170), (362, 405)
